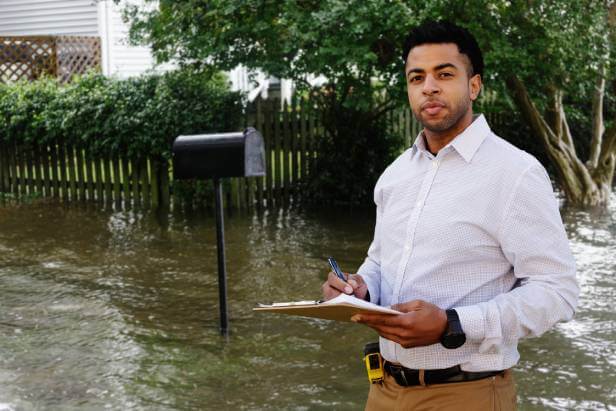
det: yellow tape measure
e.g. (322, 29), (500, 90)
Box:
(363, 342), (384, 384)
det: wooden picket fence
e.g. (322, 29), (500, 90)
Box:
(0, 98), (328, 210)
(3, 97), (495, 210)
(0, 141), (170, 209)
(245, 97), (326, 208)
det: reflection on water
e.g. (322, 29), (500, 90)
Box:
(0, 192), (614, 410)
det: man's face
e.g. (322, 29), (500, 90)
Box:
(405, 43), (481, 134)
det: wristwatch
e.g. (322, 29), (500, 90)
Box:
(440, 309), (466, 349)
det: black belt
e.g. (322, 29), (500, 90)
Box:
(384, 361), (504, 387)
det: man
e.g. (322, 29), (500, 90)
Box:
(321, 20), (578, 410)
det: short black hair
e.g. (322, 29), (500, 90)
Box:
(401, 20), (484, 78)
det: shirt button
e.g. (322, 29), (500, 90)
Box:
(416, 201), (422, 207)
(404, 245), (411, 251)
(432, 161), (439, 168)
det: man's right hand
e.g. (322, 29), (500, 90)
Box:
(321, 272), (369, 301)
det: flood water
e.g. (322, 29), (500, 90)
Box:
(0, 191), (614, 411)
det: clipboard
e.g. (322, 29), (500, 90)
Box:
(254, 293), (400, 322)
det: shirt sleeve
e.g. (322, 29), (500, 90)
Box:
(356, 179), (384, 304)
(455, 162), (579, 353)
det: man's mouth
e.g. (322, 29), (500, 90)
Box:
(422, 101), (446, 116)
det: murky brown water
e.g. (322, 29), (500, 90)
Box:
(0, 191), (614, 410)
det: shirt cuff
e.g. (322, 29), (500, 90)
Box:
(359, 274), (379, 305)
(454, 305), (485, 342)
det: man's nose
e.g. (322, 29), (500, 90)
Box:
(422, 74), (440, 95)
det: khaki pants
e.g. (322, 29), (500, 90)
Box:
(365, 369), (517, 411)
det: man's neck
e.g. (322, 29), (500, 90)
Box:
(422, 134), (438, 156)
(423, 110), (474, 155)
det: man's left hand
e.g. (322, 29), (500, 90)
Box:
(351, 300), (448, 348)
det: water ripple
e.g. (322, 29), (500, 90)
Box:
(0, 196), (613, 410)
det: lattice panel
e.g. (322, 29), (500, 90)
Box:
(56, 36), (101, 82)
(0, 37), (56, 82)
(0, 36), (101, 83)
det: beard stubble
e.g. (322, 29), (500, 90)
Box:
(412, 94), (471, 133)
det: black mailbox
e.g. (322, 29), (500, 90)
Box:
(172, 127), (265, 179)
(171, 127), (266, 337)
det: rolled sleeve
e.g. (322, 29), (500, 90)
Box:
(356, 179), (384, 304)
(456, 162), (579, 352)
(455, 304), (485, 342)
(357, 244), (381, 304)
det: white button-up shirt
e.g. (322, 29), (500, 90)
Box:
(357, 114), (579, 372)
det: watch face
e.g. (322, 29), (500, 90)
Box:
(442, 333), (466, 349)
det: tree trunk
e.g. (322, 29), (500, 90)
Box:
(505, 75), (615, 207)
(588, 70), (606, 168)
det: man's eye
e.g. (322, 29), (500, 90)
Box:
(439, 72), (453, 78)
(409, 76), (422, 83)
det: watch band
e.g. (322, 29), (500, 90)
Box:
(445, 309), (462, 329)
(441, 309), (466, 349)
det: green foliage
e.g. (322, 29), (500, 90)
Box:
(123, 0), (413, 104)
(0, 78), (59, 147)
(122, 0), (417, 205)
(303, 102), (404, 205)
(0, 70), (244, 159)
(121, 0), (615, 203)
(124, 1), (613, 111)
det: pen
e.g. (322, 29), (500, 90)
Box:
(327, 257), (347, 282)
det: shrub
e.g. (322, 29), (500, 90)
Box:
(0, 70), (243, 204)
(0, 70), (244, 159)
(302, 102), (404, 207)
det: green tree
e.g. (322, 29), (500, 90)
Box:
(463, 0), (616, 207)
(121, 0), (615, 206)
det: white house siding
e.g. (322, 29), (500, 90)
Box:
(97, 0), (172, 78)
(0, 0), (287, 98)
(229, 65), (296, 104)
(0, 0), (98, 36)
(0, 0), (169, 77)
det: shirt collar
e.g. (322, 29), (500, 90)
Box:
(411, 114), (490, 163)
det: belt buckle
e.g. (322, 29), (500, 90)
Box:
(386, 363), (407, 386)
(399, 368), (410, 386)
(387, 363), (417, 387)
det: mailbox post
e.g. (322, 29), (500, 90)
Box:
(172, 128), (266, 336)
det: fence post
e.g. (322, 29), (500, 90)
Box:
(85, 152), (94, 201)
(94, 155), (103, 202)
(273, 101), (282, 205)
(255, 99), (265, 208)
(103, 154), (112, 206)
(141, 158), (150, 208)
(299, 98), (308, 195)
(16, 143), (26, 198)
(264, 99), (274, 207)
(0, 145), (6, 193)
(290, 97), (298, 198)
(121, 157), (130, 208)
(9, 142), (18, 197)
(75, 146), (85, 201)
(26, 144), (35, 195)
(150, 157), (160, 210)
(160, 158), (170, 210)
(67, 144), (77, 201)
(282, 101), (291, 204)
(131, 158), (140, 207)
(58, 139), (69, 201)
(112, 154), (121, 208)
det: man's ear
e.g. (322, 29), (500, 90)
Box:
(469, 74), (482, 101)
